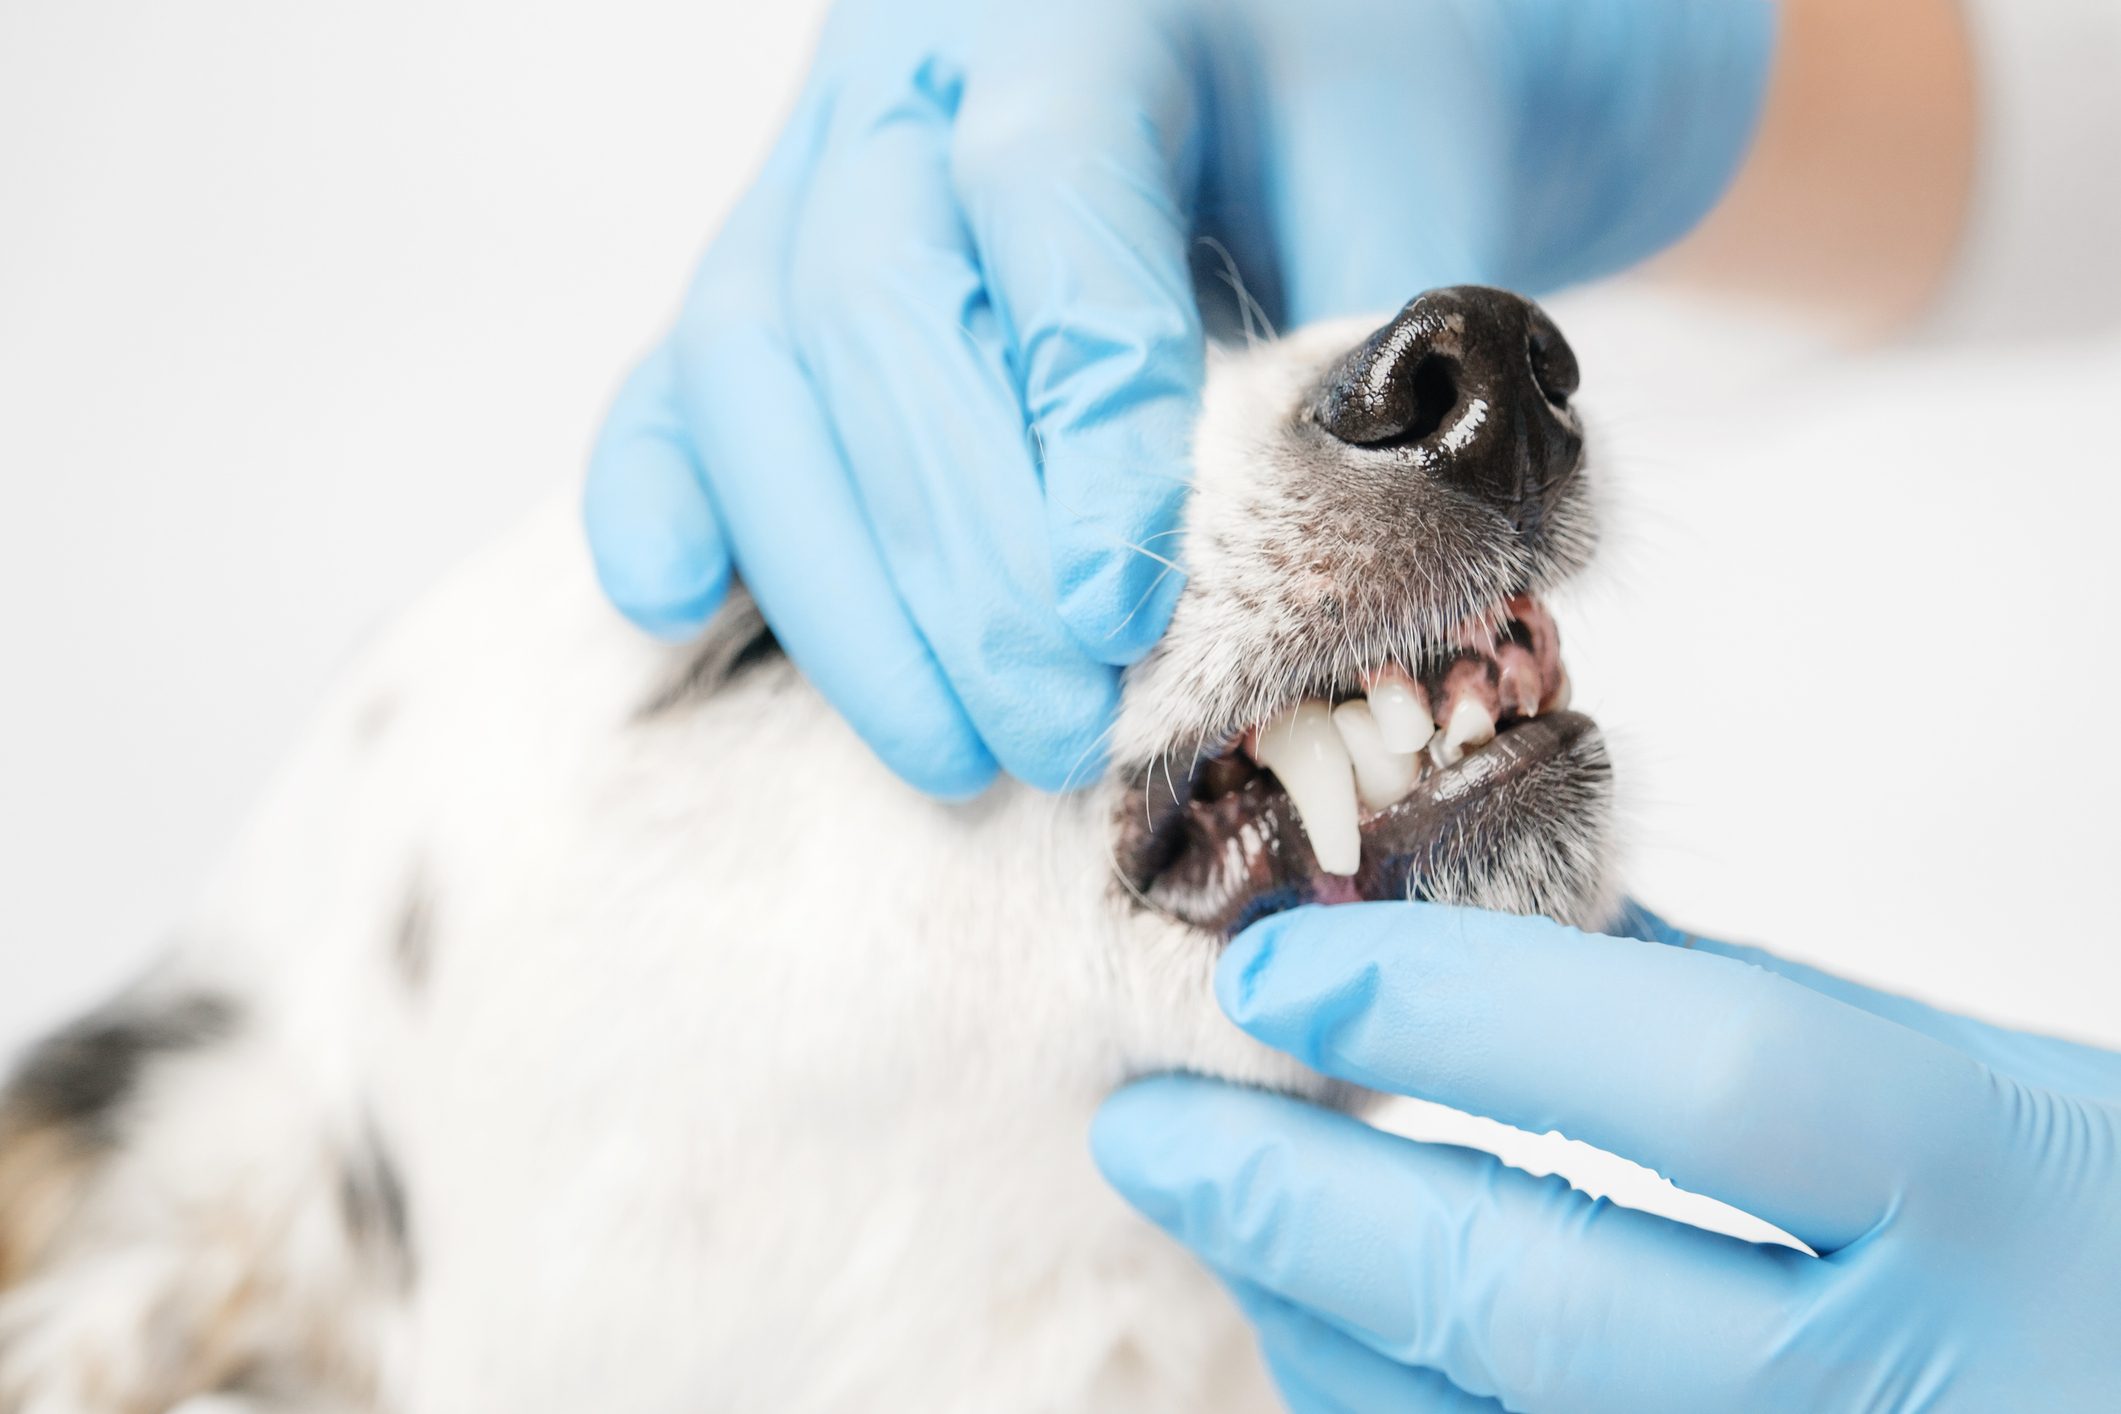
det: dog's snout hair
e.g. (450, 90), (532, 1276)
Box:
(1112, 293), (1600, 764)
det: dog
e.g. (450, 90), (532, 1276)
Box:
(0, 286), (1615, 1412)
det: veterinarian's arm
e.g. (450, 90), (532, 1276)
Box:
(1662, 0), (1976, 332)
(1671, 0), (2121, 339)
(581, 0), (1776, 795)
(1094, 902), (2121, 1412)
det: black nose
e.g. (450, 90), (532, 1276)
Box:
(1309, 286), (1582, 530)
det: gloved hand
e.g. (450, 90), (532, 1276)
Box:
(583, 0), (1775, 796)
(1094, 902), (2121, 1411)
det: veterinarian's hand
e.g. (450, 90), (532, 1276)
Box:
(1094, 902), (2121, 1411)
(582, 0), (1774, 797)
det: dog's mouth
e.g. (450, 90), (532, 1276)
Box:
(1115, 596), (1609, 937)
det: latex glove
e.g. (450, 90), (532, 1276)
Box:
(1095, 902), (2121, 1411)
(583, 0), (1775, 796)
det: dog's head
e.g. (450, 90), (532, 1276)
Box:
(1110, 287), (1616, 938)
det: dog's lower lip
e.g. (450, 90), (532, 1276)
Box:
(1116, 710), (1602, 936)
(1367, 710), (1591, 820)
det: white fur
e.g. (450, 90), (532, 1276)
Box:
(0, 315), (1611, 1412)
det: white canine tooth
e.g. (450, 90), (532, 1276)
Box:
(1429, 697), (1497, 769)
(1254, 700), (1363, 877)
(1331, 700), (1422, 812)
(1494, 646), (1542, 719)
(1365, 672), (1435, 754)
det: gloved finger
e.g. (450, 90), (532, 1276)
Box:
(1479, 0), (1779, 291)
(785, 74), (1118, 791)
(950, 3), (1202, 667)
(1616, 903), (2121, 1100)
(584, 341), (732, 639)
(672, 98), (996, 799)
(1217, 903), (1994, 1254)
(1095, 1076), (1809, 1414)
(1193, 0), (1502, 326)
(1222, 1278), (1504, 1414)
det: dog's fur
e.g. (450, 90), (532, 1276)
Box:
(0, 313), (1615, 1413)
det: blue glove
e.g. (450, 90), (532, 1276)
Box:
(1095, 902), (2121, 1411)
(583, 0), (1775, 796)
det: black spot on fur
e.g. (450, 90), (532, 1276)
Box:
(5, 992), (238, 1147)
(635, 587), (786, 720)
(339, 1118), (415, 1290)
(393, 871), (437, 991)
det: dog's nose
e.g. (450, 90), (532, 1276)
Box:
(1310, 286), (1582, 530)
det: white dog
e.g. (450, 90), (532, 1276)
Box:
(0, 287), (1614, 1413)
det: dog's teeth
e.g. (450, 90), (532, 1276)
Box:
(1331, 700), (1422, 812)
(1364, 667), (1435, 754)
(1496, 645), (1543, 718)
(1429, 697), (1498, 769)
(1255, 701), (1362, 877)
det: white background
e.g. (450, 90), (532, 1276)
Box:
(4, 0), (2117, 1067)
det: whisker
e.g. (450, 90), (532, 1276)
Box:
(1058, 718), (1119, 796)
(1042, 489), (1189, 576)
(1195, 235), (1277, 346)
(1103, 561), (1183, 642)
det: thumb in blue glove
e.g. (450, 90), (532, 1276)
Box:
(1094, 902), (2121, 1411)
